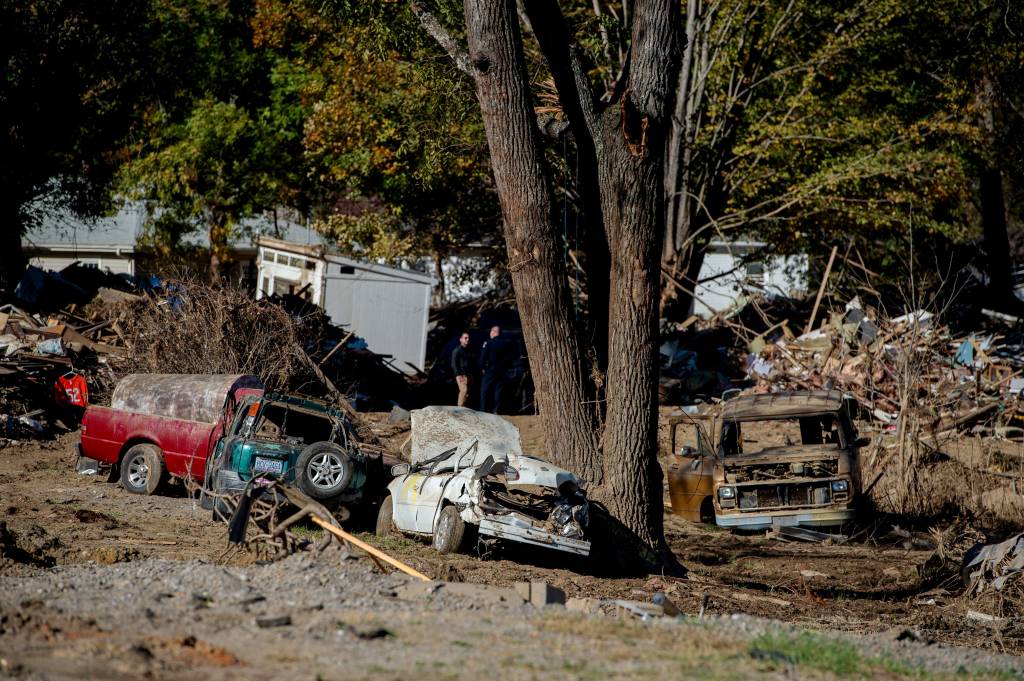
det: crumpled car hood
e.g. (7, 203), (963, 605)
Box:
(506, 453), (582, 491)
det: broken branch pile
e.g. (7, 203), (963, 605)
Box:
(1, 265), (420, 443)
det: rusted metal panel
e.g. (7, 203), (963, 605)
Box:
(718, 390), (845, 420)
(110, 374), (263, 425)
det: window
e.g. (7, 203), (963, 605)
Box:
(745, 261), (766, 284)
(288, 255), (304, 268)
(262, 250), (273, 262)
(338, 265), (355, 274)
(252, 404), (336, 444)
(275, 252), (288, 264)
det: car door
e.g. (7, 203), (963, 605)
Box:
(667, 415), (717, 521)
(391, 472), (425, 532)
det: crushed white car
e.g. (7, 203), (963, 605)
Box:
(376, 406), (590, 556)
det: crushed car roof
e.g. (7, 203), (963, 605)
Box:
(719, 390), (846, 420)
(410, 406), (524, 465)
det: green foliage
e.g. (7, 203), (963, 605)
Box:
(717, 0), (1022, 281)
(1, 0), (155, 227)
(115, 0), (311, 267)
(253, 0), (498, 266)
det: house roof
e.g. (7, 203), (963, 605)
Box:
(22, 202), (324, 254)
(22, 203), (146, 251)
(257, 235), (435, 286)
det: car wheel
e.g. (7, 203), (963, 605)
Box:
(376, 496), (396, 537)
(120, 444), (165, 495)
(432, 505), (467, 555)
(295, 442), (353, 500)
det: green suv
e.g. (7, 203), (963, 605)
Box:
(202, 393), (382, 514)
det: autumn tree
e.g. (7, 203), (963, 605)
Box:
(252, 0), (500, 302)
(116, 0), (309, 279)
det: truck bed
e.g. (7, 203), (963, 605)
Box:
(80, 405), (219, 481)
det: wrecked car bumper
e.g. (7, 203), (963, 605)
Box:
(477, 516), (591, 556)
(715, 508), (855, 530)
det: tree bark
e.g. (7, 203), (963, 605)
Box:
(208, 213), (229, 282)
(594, 0), (679, 557)
(0, 207), (28, 294)
(980, 164), (1016, 307)
(462, 0), (602, 483)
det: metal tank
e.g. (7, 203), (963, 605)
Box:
(110, 374), (264, 424)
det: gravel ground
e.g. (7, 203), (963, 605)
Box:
(2, 549), (1022, 680)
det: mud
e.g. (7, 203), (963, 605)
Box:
(0, 419), (1022, 679)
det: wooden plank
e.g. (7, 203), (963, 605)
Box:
(310, 515), (430, 581)
(804, 245), (838, 335)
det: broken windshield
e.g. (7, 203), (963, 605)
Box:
(720, 414), (844, 457)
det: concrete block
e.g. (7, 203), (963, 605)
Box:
(531, 581), (565, 607)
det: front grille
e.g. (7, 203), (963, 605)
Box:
(737, 482), (832, 510)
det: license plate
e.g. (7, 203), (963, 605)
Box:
(253, 456), (284, 475)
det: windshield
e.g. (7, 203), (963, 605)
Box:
(720, 414), (843, 456)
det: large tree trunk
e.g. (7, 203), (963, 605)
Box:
(1, 206), (28, 293)
(462, 0), (602, 483)
(980, 164), (1018, 309)
(596, 111), (668, 553)
(593, 0), (679, 559)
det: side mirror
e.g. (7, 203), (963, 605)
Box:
(390, 463), (410, 476)
(678, 445), (698, 458)
(853, 437), (872, 449)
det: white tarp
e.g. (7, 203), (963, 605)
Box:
(409, 406), (524, 466)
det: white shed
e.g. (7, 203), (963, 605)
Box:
(692, 240), (808, 317)
(255, 236), (434, 374)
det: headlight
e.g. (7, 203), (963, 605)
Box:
(718, 486), (736, 500)
(830, 480), (849, 492)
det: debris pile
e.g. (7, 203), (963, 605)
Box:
(962, 531), (1024, 618)
(742, 298), (1024, 431)
(1, 265), (420, 443)
(0, 299), (123, 441)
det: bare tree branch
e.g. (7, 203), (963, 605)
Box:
(410, 1), (474, 78)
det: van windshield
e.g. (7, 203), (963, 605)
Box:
(720, 414), (843, 457)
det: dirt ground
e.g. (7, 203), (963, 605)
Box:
(1, 413), (1022, 679)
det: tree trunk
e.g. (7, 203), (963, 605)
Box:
(980, 164), (1017, 308)
(595, 110), (668, 554)
(463, 0), (602, 483)
(432, 251), (447, 306)
(0, 206), (27, 293)
(208, 214), (229, 283)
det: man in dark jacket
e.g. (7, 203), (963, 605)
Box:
(479, 325), (511, 413)
(451, 331), (475, 407)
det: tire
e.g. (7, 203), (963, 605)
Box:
(432, 505), (467, 555)
(376, 496), (396, 537)
(120, 444), (165, 495)
(295, 442), (353, 500)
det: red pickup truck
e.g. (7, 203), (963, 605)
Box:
(78, 374), (263, 495)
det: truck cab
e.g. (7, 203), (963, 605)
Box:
(668, 390), (866, 531)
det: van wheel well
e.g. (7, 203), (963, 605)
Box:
(699, 496), (715, 524)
